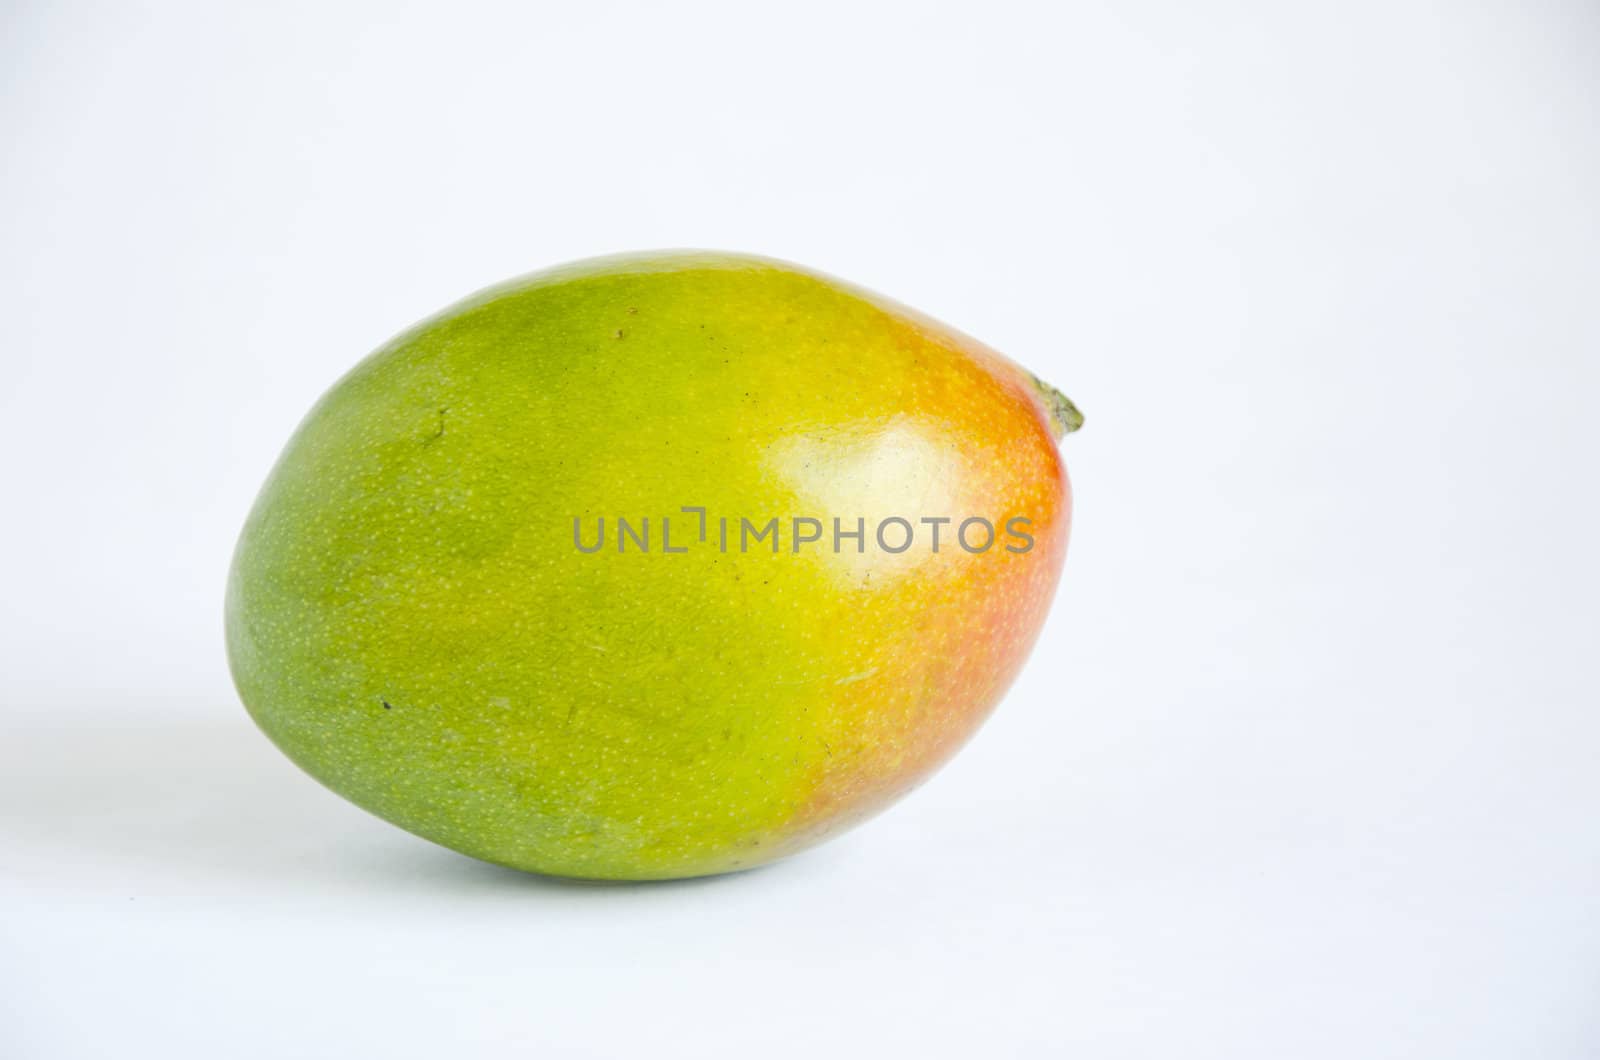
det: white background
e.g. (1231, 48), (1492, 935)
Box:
(3, 1), (1597, 1056)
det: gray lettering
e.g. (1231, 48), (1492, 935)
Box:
(618, 516), (649, 553)
(574, 517), (604, 553)
(662, 517), (688, 554)
(958, 516), (994, 553)
(876, 516), (913, 554)
(834, 517), (865, 553)
(741, 517), (779, 552)
(681, 506), (708, 542)
(792, 517), (823, 552)
(1004, 516), (1034, 553)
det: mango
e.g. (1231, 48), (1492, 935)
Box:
(226, 251), (1081, 880)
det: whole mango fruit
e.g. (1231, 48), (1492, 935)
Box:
(226, 251), (1082, 880)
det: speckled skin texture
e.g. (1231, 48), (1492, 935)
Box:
(226, 252), (1076, 880)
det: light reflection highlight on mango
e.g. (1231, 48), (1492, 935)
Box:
(766, 416), (967, 589)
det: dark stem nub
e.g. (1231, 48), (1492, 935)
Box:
(1029, 374), (1085, 440)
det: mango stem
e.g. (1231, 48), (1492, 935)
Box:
(1029, 374), (1084, 439)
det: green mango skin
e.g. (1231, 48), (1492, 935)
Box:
(227, 252), (1077, 880)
